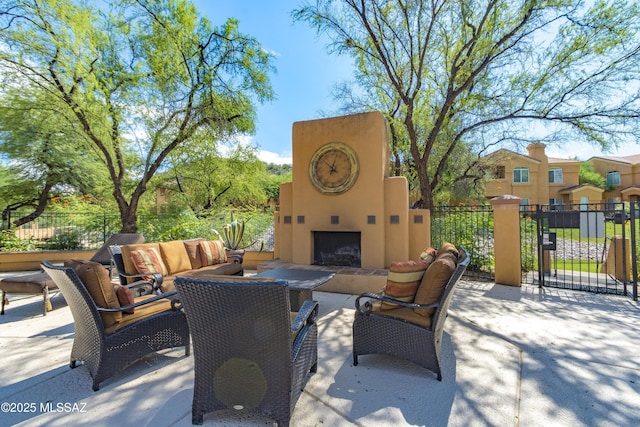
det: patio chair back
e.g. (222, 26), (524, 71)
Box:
(174, 276), (318, 426)
(91, 233), (144, 268)
(353, 247), (470, 380)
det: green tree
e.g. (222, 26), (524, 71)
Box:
(0, 0), (274, 232)
(0, 88), (110, 227)
(158, 140), (271, 213)
(579, 160), (606, 189)
(295, 0), (640, 209)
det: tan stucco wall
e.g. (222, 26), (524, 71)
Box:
(0, 250), (95, 271)
(490, 196), (522, 286)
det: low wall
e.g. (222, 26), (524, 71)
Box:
(0, 250), (95, 271)
(0, 249), (275, 272)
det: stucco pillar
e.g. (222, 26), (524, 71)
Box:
(491, 195), (522, 287)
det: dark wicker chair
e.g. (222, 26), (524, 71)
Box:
(352, 247), (469, 380)
(41, 261), (190, 391)
(174, 276), (319, 426)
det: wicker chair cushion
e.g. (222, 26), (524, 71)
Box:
(380, 260), (430, 310)
(199, 240), (227, 266)
(414, 252), (457, 317)
(437, 242), (460, 258)
(65, 259), (122, 328)
(104, 295), (174, 334)
(114, 285), (135, 314)
(159, 240), (192, 275)
(130, 247), (169, 276)
(183, 238), (205, 269)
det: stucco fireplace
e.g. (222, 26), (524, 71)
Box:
(274, 112), (430, 269)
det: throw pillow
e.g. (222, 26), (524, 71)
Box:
(413, 253), (457, 317)
(114, 285), (135, 314)
(380, 260), (430, 310)
(130, 247), (168, 276)
(199, 240), (228, 266)
(183, 238), (205, 269)
(420, 246), (437, 263)
(159, 240), (191, 275)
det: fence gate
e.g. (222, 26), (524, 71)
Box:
(524, 202), (638, 300)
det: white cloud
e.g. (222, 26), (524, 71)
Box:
(257, 149), (292, 165)
(546, 141), (640, 160)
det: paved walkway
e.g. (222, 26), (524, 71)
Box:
(0, 278), (639, 426)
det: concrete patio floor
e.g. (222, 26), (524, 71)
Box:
(1, 275), (639, 426)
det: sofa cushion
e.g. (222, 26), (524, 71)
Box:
(105, 294), (174, 334)
(380, 260), (429, 310)
(114, 285), (135, 314)
(414, 251), (457, 318)
(159, 240), (192, 275)
(66, 259), (122, 329)
(183, 238), (205, 269)
(130, 247), (168, 277)
(199, 240), (227, 266)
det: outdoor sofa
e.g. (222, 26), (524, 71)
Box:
(111, 238), (244, 293)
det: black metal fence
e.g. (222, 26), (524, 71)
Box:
(430, 205), (495, 280)
(1, 210), (275, 251)
(523, 202), (638, 300)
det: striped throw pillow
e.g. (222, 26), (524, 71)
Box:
(380, 260), (430, 310)
(199, 240), (228, 266)
(130, 247), (168, 277)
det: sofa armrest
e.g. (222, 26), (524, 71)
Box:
(225, 250), (244, 265)
(291, 300), (319, 334)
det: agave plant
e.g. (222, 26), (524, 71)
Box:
(218, 212), (255, 250)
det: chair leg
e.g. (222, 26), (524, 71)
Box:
(353, 354), (358, 366)
(43, 286), (51, 316)
(1, 290), (6, 315)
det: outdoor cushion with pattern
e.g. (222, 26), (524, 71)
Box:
(64, 258), (122, 329)
(199, 240), (227, 266)
(121, 242), (162, 280)
(130, 247), (168, 277)
(420, 246), (437, 263)
(159, 240), (192, 275)
(380, 259), (430, 310)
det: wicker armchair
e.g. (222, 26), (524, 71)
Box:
(353, 247), (469, 380)
(174, 276), (318, 426)
(41, 261), (190, 391)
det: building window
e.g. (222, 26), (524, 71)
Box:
(549, 198), (563, 210)
(519, 198), (530, 211)
(513, 167), (529, 183)
(606, 171), (621, 186)
(493, 165), (505, 179)
(548, 168), (563, 184)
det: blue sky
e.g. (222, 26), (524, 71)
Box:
(194, 0), (353, 164)
(194, 1), (637, 164)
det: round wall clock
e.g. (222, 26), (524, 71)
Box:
(309, 142), (359, 194)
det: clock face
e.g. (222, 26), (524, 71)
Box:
(309, 142), (359, 194)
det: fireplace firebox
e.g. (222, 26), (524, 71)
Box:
(313, 231), (361, 267)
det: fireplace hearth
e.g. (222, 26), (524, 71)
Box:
(313, 231), (361, 268)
